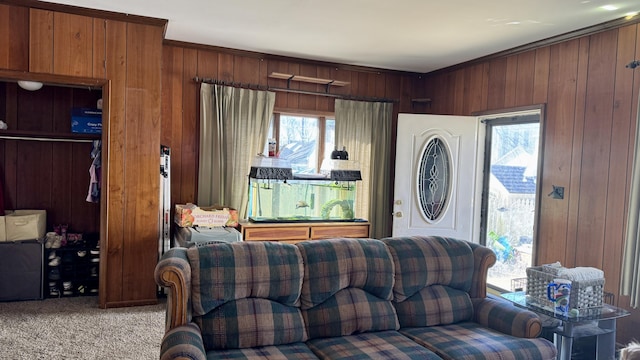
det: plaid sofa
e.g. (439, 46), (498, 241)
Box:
(155, 236), (556, 360)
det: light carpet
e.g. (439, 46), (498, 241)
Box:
(0, 296), (165, 360)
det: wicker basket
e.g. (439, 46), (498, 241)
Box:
(526, 266), (605, 311)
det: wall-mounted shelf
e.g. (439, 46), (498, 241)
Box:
(268, 72), (349, 94)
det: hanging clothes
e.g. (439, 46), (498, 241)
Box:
(86, 140), (101, 203)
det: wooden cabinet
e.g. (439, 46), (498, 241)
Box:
(238, 221), (371, 243)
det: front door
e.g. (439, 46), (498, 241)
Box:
(392, 114), (483, 241)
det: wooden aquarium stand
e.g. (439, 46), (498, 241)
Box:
(238, 221), (371, 244)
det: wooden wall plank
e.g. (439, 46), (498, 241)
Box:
(102, 18), (127, 305)
(92, 18), (106, 79)
(487, 57), (507, 110)
(121, 22), (162, 302)
(196, 49), (219, 78)
(537, 39), (580, 266)
(533, 47), (550, 104)
(0, 4), (29, 71)
(267, 59), (290, 110)
(452, 69), (465, 114)
(603, 25), (636, 297)
(298, 63), (318, 110)
(52, 12), (94, 77)
(618, 23), (640, 340)
(503, 55), (518, 108)
(564, 37), (590, 268)
(515, 51), (536, 106)
(575, 29), (617, 269)
(161, 46), (184, 206)
(315, 65), (332, 112)
(180, 48), (198, 203)
(29, 9), (54, 73)
(464, 63), (488, 114)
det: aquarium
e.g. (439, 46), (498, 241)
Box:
(247, 176), (359, 222)
(247, 155), (362, 223)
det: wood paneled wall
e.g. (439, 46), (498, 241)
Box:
(0, 2), (165, 308)
(420, 23), (640, 343)
(161, 43), (421, 208)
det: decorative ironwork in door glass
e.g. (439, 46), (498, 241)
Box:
(417, 137), (451, 222)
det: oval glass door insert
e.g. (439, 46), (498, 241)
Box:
(417, 137), (451, 222)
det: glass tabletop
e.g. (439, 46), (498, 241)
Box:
(501, 291), (630, 323)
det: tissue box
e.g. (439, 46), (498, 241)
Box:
(174, 204), (238, 227)
(71, 108), (102, 134)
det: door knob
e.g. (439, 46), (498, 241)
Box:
(395, 211), (403, 218)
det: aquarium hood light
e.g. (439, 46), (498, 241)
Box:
(249, 155), (293, 180)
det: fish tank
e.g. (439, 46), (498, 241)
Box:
(247, 157), (362, 223)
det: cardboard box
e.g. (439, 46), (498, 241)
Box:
(71, 108), (102, 134)
(5, 210), (47, 241)
(175, 203), (238, 227)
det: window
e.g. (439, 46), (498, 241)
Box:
(267, 113), (335, 174)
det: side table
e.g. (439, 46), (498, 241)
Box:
(501, 291), (630, 360)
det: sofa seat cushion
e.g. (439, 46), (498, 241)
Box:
(195, 297), (308, 350)
(206, 342), (320, 359)
(394, 284), (473, 327)
(306, 330), (443, 360)
(400, 322), (557, 360)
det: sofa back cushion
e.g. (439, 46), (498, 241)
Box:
(382, 236), (475, 327)
(296, 238), (399, 339)
(186, 241), (307, 349)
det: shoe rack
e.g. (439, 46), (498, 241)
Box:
(44, 231), (99, 298)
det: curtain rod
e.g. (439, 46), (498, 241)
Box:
(193, 76), (397, 103)
(0, 135), (95, 143)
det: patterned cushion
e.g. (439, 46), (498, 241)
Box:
(382, 236), (475, 326)
(187, 241), (304, 315)
(195, 298), (308, 350)
(394, 285), (473, 327)
(400, 322), (557, 360)
(296, 238), (399, 338)
(302, 287), (400, 339)
(187, 241), (307, 349)
(306, 330), (442, 360)
(296, 238), (395, 309)
(207, 342), (320, 359)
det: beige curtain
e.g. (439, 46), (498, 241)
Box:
(198, 83), (275, 218)
(622, 93), (640, 309)
(335, 99), (393, 239)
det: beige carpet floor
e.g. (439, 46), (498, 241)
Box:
(0, 296), (165, 360)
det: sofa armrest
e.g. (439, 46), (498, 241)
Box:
(466, 242), (496, 299)
(472, 298), (542, 338)
(160, 323), (206, 360)
(155, 247), (191, 332)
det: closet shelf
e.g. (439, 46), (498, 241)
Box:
(0, 130), (100, 142)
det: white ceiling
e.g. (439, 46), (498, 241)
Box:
(40, 0), (640, 73)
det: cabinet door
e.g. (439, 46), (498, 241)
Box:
(311, 224), (370, 239)
(243, 226), (311, 241)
